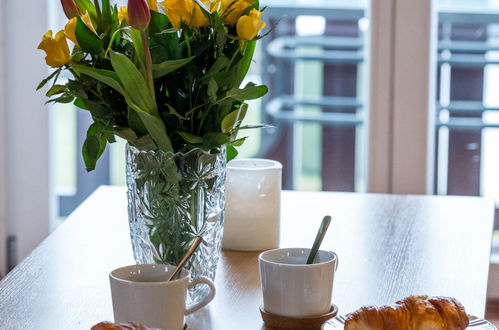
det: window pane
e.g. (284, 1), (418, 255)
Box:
(256, 1), (369, 191)
(435, 0), (499, 255)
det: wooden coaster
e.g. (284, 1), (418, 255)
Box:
(260, 304), (338, 330)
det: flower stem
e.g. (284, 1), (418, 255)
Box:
(184, 32), (192, 58)
(140, 29), (155, 101)
(93, 0), (101, 16)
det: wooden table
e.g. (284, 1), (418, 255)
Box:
(0, 186), (494, 330)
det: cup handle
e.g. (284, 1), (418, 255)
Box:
(185, 276), (216, 315)
(332, 251), (339, 271)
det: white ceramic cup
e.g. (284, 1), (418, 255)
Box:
(259, 248), (338, 317)
(109, 264), (216, 330)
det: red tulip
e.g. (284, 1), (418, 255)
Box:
(128, 0), (151, 30)
(61, 0), (81, 19)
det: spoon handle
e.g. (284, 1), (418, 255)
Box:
(168, 236), (203, 281)
(306, 216), (332, 264)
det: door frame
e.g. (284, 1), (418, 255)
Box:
(368, 0), (437, 195)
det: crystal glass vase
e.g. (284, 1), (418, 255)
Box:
(125, 144), (226, 303)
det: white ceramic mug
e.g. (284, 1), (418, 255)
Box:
(109, 264), (216, 330)
(259, 248), (338, 317)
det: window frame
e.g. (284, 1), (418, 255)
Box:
(368, 0), (438, 194)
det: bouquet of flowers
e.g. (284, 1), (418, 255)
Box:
(37, 0), (268, 170)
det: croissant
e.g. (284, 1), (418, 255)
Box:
(91, 322), (160, 330)
(344, 295), (469, 330)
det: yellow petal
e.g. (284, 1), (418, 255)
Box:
(190, 4), (210, 28)
(236, 9), (265, 40)
(118, 6), (129, 23)
(64, 17), (78, 45)
(38, 30), (72, 68)
(147, 0), (159, 12)
(160, 0), (194, 29)
(82, 12), (96, 33)
(221, 0), (253, 25)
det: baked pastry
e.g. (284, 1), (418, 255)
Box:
(344, 295), (469, 330)
(91, 322), (160, 330)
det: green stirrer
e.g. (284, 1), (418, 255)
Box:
(306, 215), (332, 264)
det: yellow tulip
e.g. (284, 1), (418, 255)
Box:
(160, 0), (193, 29)
(236, 9), (265, 40)
(147, 0), (159, 11)
(191, 0), (220, 27)
(221, 0), (253, 25)
(118, 6), (129, 23)
(64, 12), (96, 46)
(160, 0), (218, 29)
(37, 30), (72, 68)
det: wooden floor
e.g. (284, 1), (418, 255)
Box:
(486, 299), (499, 327)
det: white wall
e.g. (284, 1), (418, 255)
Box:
(0, 0), (6, 276)
(3, 0), (51, 264)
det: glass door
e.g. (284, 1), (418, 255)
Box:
(255, 0), (370, 192)
(434, 0), (499, 259)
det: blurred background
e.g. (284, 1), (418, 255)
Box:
(1, 0), (499, 302)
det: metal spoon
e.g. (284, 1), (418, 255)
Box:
(168, 236), (203, 281)
(306, 216), (332, 264)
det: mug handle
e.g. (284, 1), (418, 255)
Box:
(185, 276), (216, 315)
(331, 251), (339, 271)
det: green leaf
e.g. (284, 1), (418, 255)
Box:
(74, 0), (97, 20)
(101, 0), (113, 29)
(109, 51), (157, 115)
(136, 111), (173, 152)
(179, 131), (203, 144)
(222, 84), (268, 102)
(74, 98), (89, 110)
(71, 64), (166, 154)
(207, 78), (218, 102)
(46, 85), (67, 97)
(221, 103), (248, 133)
(226, 144), (238, 162)
(202, 55), (230, 81)
(82, 135), (101, 171)
(47, 94), (75, 104)
(82, 123), (106, 172)
(202, 132), (230, 148)
(134, 135), (156, 149)
(239, 124), (274, 130)
(37, 68), (61, 91)
(150, 10), (171, 32)
(231, 137), (248, 146)
(239, 40), (256, 85)
(71, 63), (126, 96)
(87, 122), (103, 136)
(152, 57), (194, 79)
(129, 29), (146, 75)
(128, 108), (147, 136)
(75, 16), (103, 53)
(166, 104), (187, 120)
(115, 128), (156, 149)
(149, 11), (180, 59)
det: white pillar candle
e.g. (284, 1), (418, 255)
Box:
(223, 159), (282, 251)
